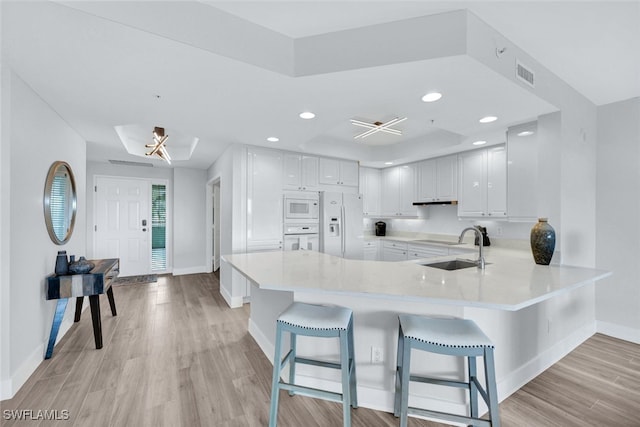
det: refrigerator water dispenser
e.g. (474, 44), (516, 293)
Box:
(328, 218), (340, 237)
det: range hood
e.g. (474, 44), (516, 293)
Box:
(412, 200), (458, 206)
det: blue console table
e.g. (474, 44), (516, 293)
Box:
(45, 258), (119, 359)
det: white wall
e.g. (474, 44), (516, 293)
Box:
(0, 63), (12, 400)
(0, 70), (87, 399)
(596, 97), (640, 343)
(173, 167), (207, 275)
(207, 144), (247, 307)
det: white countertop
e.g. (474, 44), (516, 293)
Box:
(223, 249), (610, 311)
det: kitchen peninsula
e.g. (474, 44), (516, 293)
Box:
(224, 247), (610, 415)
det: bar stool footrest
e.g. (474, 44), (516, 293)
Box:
(408, 407), (492, 427)
(295, 356), (342, 370)
(279, 382), (344, 403)
(409, 374), (471, 389)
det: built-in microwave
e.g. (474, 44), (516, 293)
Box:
(284, 192), (319, 221)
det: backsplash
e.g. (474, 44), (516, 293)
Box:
(363, 205), (534, 241)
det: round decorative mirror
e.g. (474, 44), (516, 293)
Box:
(43, 161), (77, 245)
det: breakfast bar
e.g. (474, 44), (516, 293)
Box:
(224, 249), (611, 416)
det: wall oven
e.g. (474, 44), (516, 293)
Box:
(283, 224), (319, 251)
(284, 191), (319, 222)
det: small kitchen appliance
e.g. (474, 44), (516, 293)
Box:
(375, 221), (386, 236)
(284, 191), (319, 223)
(474, 225), (491, 246)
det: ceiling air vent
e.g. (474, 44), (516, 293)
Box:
(516, 60), (535, 88)
(108, 159), (154, 167)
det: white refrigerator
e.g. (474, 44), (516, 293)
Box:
(320, 192), (364, 259)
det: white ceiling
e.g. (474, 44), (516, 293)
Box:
(2, 1), (638, 170)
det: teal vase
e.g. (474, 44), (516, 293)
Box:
(530, 218), (556, 265)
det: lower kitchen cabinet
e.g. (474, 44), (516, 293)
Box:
(407, 244), (447, 259)
(363, 240), (380, 260)
(382, 241), (408, 261)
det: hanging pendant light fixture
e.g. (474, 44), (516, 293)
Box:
(145, 126), (171, 164)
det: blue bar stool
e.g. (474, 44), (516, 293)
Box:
(269, 302), (357, 427)
(394, 314), (500, 427)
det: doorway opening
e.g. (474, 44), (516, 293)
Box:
(152, 184), (167, 271)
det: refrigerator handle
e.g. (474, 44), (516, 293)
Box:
(341, 205), (346, 257)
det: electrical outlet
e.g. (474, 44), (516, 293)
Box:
(495, 226), (503, 236)
(371, 347), (383, 364)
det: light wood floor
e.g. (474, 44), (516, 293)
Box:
(2, 273), (639, 426)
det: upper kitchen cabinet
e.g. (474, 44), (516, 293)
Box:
(247, 147), (283, 249)
(381, 164), (417, 217)
(360, 167), (381, 216)
(416, 155), (458, 203)
(457, 146), (507, 218)
(283, 153), (319, 191)
(507, 122), (538, 221)
(319, 158), (359, 187)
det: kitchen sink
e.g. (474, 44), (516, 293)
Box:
(420, 259), (482, 270)
(412, 239), (463, 246)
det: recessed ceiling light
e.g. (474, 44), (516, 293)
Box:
(479, 116), (498, 123)
(473, 140), (487, 146)
(421, 92), (442, 102)
(267, 137), (279, 142)
(384, 161), (394, 165)
(517, 130), (535, 137)
(299, 111), (315, 119)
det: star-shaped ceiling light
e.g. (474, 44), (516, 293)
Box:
(350, 117), (407, 139)
(145, 126), (171, 164)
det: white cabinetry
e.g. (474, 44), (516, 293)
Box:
(283, 153), (319, 191)
(457, 146), (507, 218)
(247, 146), (283, 250)
(417, 155), (458, 202)
(507, 122), (538, 221)
(319, 158), (359, 187)
(360, 167), (381, 216)
(407, 244), (447, 259)
(381, 164), (417, 217)
(382, 240), (408, 261)
(363, 240), (380, 261)
(487, 147), (507, 217)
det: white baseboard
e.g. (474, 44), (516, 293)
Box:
(497, 322), (595, 401)
(249, 317), (274, 363)
(1, 377), (12, 401)
(220, 286), (243, 309)
(171, 265), (208, 276)
(1, 309), (81, 400)
(597, 321), (640, 344)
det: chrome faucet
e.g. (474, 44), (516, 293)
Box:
(458, 226), (485, 269)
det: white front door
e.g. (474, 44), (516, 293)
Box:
(95, 177), (151, 277)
